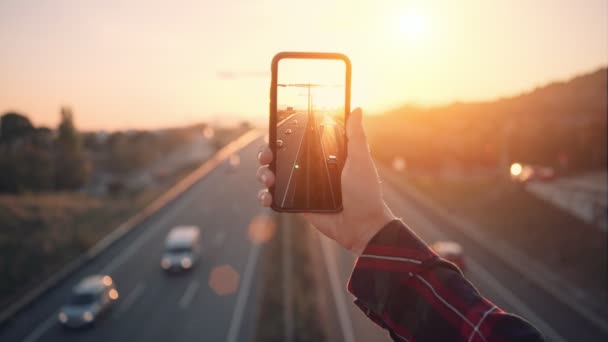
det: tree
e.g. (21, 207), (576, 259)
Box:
(0, 112), (33, 144)
(54, 107), (89, 190)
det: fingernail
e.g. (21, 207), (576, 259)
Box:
(257, 151), (262, 161)
(261, 174), (268, 184)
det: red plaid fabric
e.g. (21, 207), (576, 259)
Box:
(348, 220), (544, 342)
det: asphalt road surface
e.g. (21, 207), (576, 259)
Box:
(2, 134), (607, 342)
(311, 169), (608, 342)
(274, 110), (344, 210)
(0, 141), (267, 342)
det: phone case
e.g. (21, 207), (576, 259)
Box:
(269, 51), (351, 213)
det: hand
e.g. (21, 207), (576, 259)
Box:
(256, 108), (395, 254)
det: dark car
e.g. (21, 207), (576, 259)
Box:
(58, 275), (119, 328)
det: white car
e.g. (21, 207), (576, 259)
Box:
(161, 226), (201, 272)
(431, 241), (466, 271)
(58, 275), (118, 328)
(327, 155), (338, 169)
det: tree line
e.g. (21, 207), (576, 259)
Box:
(0, 108), (88, 193)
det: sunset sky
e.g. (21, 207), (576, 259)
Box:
(0, 0), (606, 130)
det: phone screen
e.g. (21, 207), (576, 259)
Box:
(270, 54), (350, 212)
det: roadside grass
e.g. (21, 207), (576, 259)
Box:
(0, 164), (200, 309)
(0, 129), (247, 310)
(391, 170), (607, 302)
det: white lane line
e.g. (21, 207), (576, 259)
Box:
(101, 202), (185, 275)
(114, 282), (146, 318)
(282, 218), (294, 342)
(319, 233), (356, 342)
(22, 185), (200, 342)
(226, 241), (262, 342)
(179, 280), (200, 310)
(317, 116), (336, 207)
(281, 114), (308, 207)
(466, 259), (566, 342)
(213, 230), (227, 247)
(22, 315), (56, 342)
(383, 186), (567, 342)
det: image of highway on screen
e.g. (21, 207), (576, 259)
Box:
(273, 60), (346, 211)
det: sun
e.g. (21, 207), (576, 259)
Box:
(398, 10), (428, 41)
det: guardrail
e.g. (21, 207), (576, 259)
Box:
(0, 130), (262, 327)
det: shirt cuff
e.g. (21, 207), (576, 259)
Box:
(347, 219), (439, 316)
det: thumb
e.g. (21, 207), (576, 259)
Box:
(346, 107), (368, 150)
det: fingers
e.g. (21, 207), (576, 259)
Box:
(256, 165), (275, 187)
(256, 145), (274, 207)
(257, 189), (272, 207)
(257, 145), (273, 165)
(346, 107), (367, 146)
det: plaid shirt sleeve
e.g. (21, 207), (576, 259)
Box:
(347, 219), (545, 342)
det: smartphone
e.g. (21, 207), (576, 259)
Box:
(269, 52), (351, 213)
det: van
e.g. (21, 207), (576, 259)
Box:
(160, 226), (201, 272)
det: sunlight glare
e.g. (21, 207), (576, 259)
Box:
(399, 10), (428, 42)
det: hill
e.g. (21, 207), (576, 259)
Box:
(367, 67), (607, 173)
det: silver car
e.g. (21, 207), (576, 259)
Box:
(161, 226), (201, 272)
(58, 275), (119, 328)
(327, 155), (338, 169)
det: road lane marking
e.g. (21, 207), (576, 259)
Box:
(23, 169), (214, 342)
(466, 259), (566, 342)
(114, 282), (146, 318)
(226, 235), (262, 342)
(277, 113), (299, 127)
(22, 205), (182, 342)
(281, 114), (308, 207)
(319, 233), (356, 342)
(317, 115), (336, 207)
(19, 136), (264, 342)
(179, 280), (200, 309)
(381, 169), (608, 334)
(100, 206), (180, 275)
(382, 186), (567, 342)
(282, 217), (294, 342)
(22, 315), (56, 342)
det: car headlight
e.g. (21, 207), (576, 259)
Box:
(58, 312), (68, 323)
(161, 258), (171, 269)
(83, 311), (94, 322)
(180, 257), (192, 269)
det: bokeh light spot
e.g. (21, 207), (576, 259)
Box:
(203, 126), (215, 139)
(510, 163), (523, 176)
(392, 157), (407, 172)
(209, 265), (240, 296)
(248, 214), (276, 244)
(229, 154), (241, 167)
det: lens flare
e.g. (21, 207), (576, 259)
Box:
(209, 265), (240, 296)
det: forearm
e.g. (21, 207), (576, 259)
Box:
(348, 220), (544, 341)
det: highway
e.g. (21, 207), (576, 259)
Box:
(0, 141), (266, 342)
(274, 109), (344, 210)
(310, 168), (608, 342)
(1, 134), (607, 342)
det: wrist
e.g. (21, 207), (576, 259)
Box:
(350, 204), (396, 255)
